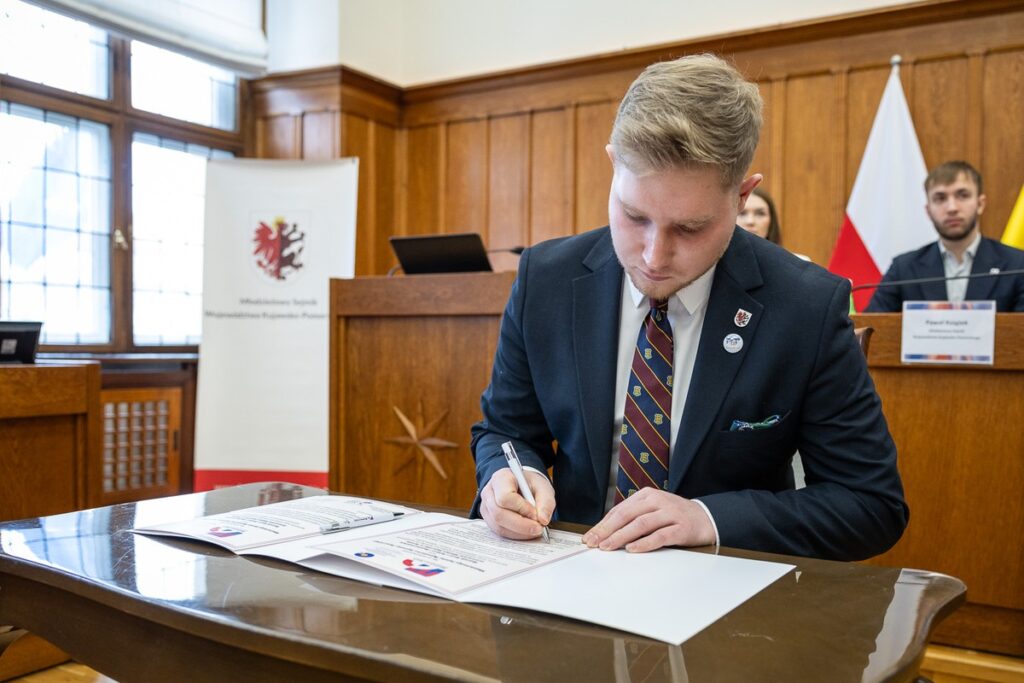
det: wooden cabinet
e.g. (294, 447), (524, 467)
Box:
(0, 362), (100, 521)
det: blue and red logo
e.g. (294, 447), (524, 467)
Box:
(253, 216), (305, 281)
(207, 526), (244, 538)
(402, 558), (445, 577)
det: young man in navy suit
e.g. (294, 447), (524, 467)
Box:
(866, 160), (1024, 311)
(471, 54), (908, 561)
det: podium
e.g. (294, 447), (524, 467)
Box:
(329, 272), (515, 508)
(853, 313), (1024, 656)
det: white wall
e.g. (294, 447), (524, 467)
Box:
(266, 0), (340, 73)
(268, 0), (917, 85)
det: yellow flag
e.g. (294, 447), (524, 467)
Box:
(1002, 183), (1024, 250)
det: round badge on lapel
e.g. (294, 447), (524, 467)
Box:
(723, 333), (743, 354)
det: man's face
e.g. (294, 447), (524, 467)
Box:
(925, 173), (986, 243)
(607, 147), (759, 300)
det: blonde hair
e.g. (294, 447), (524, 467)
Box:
(610, 53), (762, 188)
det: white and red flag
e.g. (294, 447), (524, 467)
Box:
(828, 58), (934, 311)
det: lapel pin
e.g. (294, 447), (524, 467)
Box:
(990, 268), (1001, 274)
(734, 309), (752, 327)
(723, 333), (743, 354)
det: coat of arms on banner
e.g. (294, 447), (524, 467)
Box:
(252, 216), (306, 281)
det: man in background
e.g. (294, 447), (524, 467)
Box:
(867, 160), (1024, 311)
(471, 53), (907, 562)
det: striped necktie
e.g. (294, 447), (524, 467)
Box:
(615, 298), (673, 503)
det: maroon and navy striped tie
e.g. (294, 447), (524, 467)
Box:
(615, 298), (673, 503)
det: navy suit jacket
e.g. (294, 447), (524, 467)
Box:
(471, 227), (908, 561)
(866, 237), (1024, 312)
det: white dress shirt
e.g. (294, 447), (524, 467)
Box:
(606, 267), (720, 543)
(939, 232), (981, 302)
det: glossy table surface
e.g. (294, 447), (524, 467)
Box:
(0, 484), (964, 682)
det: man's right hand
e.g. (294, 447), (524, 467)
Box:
(480, 468), (556, 540)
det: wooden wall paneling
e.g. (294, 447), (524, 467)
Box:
(529, 108), (574, 245)
(981, 49), (1024, 237)
(781, 73), (841, 265)
(301, 110), (338, 161)
(766, 79), (787, 211)
(748, 80), (773, 190)
(830, 69), (850, 253)
(262, 115), (301, 159)
(444, 119), (489, 237)
(911, 56), (972, 171)
(373, 123), (398, 275)
(574, 101), (617, 234)
(405, 125), (444, 237)
(341, 113), (374, 276)
(487, 114), (530, 272)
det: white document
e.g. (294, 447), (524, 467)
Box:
(900, 300), (996, 364)
(135, 500), (794, 645)
(133, 495), (417, 551)
(319, 521), (588, 596)
(311, 518), (794, 645)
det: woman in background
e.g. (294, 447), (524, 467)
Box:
(738, 187), (811, 262)
(737, 186), (781, 244)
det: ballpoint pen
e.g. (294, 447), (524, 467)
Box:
(500, 441), (550, 543)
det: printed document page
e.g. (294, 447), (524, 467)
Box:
(134, 496), (418, 551)
(318, 520), (587, 596)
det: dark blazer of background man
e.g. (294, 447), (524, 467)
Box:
(867, 160), (1024, 312)
(470, 54), (908, 562)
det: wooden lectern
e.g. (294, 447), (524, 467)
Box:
(853, 313), (1024, 656)
(329, 272), (515, 509)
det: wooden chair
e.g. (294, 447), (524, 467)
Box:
(854, 326), (874, 358)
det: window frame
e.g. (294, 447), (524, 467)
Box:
(1, 35), (249, 353)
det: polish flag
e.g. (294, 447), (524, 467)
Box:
(828, 59), (935, 311)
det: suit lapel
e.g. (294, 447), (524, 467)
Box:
(916, 244), (949, 301)
(966, 237), (1000, 301)
(669, 231), (764, 490)
(573, 232), (623, 492)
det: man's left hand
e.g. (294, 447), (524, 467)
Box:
(581, 488), (716, 552)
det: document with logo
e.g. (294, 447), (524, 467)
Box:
(134, 496), (795, 645)
(320, 520), (588, 596)
(133, 495), (419, 552)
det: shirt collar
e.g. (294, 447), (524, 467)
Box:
(938, 231), (981, 262)
(626, 265), (717, 315)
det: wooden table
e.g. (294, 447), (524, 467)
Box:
(0, 484), (964, 682)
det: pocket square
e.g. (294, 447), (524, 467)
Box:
(729, 414), (780, 432)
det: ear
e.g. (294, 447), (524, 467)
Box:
(737, 174), (763, 210)
(977, 193), (987, 216)
(605, 144), (617, 167)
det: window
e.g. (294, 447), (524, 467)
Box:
(0, 0), (243, 351)
(0, 0), (110, 99)
(0, 102), (111, 343)
(131, 41), (237, 131)
(131, 134), (233, 345)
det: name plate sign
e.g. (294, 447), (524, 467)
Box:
(900, 301), (995, 365)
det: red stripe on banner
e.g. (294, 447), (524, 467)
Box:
(827, 213), (884, 312)
(194, 469), (329, 491)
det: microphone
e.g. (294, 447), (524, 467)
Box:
(851, 268), (1024, 292)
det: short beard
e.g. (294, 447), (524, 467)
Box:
(933, 214), (978, 242)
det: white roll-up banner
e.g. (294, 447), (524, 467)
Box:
(195, 158), (358, 490)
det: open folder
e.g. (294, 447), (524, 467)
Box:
(134, 495), (793, 645)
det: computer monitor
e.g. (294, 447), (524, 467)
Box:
(0, 321), (42, 364)
(389, 233), (493, 274)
